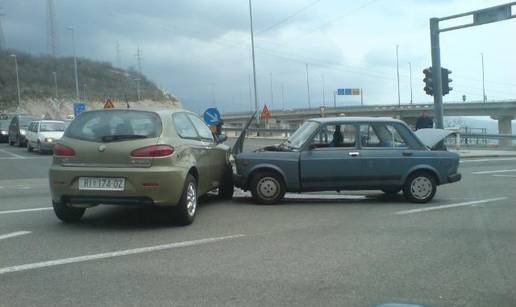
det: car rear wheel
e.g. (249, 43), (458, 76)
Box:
(250, 171), (286, 205)
(53, 201), (85, 223)
(218, 166), (234, 200)
(403, 172), (437, 203)
(27, 142), (33, 152)
(175, 174), (197, 225)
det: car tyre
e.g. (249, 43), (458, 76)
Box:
(27, 142), (33, 152)
(250, 171), (286, 205)
(8, 137), (14, 146)
(53, 201), (85, 223)
(403, 172), (437, 203)
(218, 166), (234, 200)
(175, 174), (197, 226)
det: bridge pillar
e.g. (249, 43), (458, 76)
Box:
(492, 116), (514, 148)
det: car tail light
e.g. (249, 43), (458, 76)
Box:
(131, 145), (174, 158)
(53, 144), (75, 156)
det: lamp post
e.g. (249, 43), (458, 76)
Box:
(67, 26), (79, 100)
(10, 54), (21, 110)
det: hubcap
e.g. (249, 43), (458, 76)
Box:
(186, 182), (197, 216)
(257, 177), (280, 200)
(410, 176), (432, 200)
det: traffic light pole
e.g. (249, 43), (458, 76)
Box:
(430, 18), (444, 129)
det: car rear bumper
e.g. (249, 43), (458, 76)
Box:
(49, 165), (187, 207)
(39, 142), (55, 151)
(447, 173), (462, 183)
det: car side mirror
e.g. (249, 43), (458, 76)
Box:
(216, 134), (228, 144)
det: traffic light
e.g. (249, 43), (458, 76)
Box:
(442, 68), (453, 96)
(423, 67), (434, 96)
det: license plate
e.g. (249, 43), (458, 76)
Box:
(78, 177), (125, 191)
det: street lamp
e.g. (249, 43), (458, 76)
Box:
(67, 26), (79, 100)
(10, 54), (21, 110)
(52, 71), (58, 99)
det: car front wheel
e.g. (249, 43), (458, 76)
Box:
(175, 174), (197, 225)
(27, 142), (33, 152)
(53, 201), (85, 223)
(403, 172), (437, 203)
(250, 171), (286, 204)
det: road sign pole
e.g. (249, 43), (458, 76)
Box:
(430, 18), (444, 129)
(360, 88), (363, 106)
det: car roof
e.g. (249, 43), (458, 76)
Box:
(309, 116), (406, 125)
(81, 107), (194, 117)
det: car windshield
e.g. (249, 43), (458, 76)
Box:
(40, 122), (66, 132)
(0, 120), (8, 129)
(65, 110), (161, 142)
(284, 121), (319, 149)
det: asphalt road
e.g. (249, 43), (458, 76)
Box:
(1, 141), (516, 306)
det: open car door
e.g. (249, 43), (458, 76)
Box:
(232, 111), (257, 156)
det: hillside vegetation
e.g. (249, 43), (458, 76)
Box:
(0, 49), (177, 110)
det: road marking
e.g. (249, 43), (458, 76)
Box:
(461, 158), (516, 163)
(0, 234), (245, 275)
(395, 197), (508, 215)
(0, 156), (48, 160)
(0, 149), (25, 159)
(0, 207), (52, 215)
(0, 231), (31, 241)
(492, 174), (516, 178)
(472, 169), (516, 175)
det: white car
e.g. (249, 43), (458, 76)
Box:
(26, 120), (66, 153)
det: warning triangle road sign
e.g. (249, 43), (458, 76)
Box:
(104, 98), (115, 109)
(260, 105), (271, 120)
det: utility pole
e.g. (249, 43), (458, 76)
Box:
(333, 91), (337, 108)
(248, 74), (253, 112)
(135, 46), (143, 100)
(116, 41), (121, 68)
(10, 54), (21, 110)
(135, 78), (141, 101)
(52, 71), (58, 99)
(481, 52), (486, 103)
(396, 44), (400, 106)
(67, 26), (79, 101)
(269, 72), (273, 109)
(429, 18), (444, 129)
(0, 7), (6, 50)
(305, 64), (311, 108)
(408, 62), (413, 104)
(46, 0), (58, 57)
(248, 0), (259, 124)
(82, 83), (87, 101)
(281, 83), (285, 110)
(321, 74), (326, 106)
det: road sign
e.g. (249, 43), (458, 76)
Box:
(73, 102), (86, 117)
(203, 107), (222, 125)
(104, 98), (115, 109)
(337, 88), (361, 96)
(474, 5), (512, 25)
(260, 105), (271, 120)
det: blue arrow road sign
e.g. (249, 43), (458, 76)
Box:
(73, 102), (86, 117)
(203, 107), (221, 125)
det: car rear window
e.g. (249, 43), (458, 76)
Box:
(65, 110), (162, 142)
(19, 116), (38, 127)
(41, 122), (66, 132)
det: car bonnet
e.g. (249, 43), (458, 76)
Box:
(413, 128), (454, 148)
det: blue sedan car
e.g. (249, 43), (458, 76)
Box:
(233, 117), (461, 204)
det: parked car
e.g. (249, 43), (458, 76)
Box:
(233, 116), (461, 204)
(8, 114), (39, 147)
(0, 113), (11, 142)
(49, 108), (233, 225)
(26, 120), (66, 153)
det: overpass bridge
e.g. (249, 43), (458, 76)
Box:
(223, 100), (516, 145)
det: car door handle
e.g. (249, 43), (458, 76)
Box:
(402, 151), (413, 156)
(349, 151), (360, 157)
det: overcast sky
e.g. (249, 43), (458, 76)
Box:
(2, 0), (516, 113)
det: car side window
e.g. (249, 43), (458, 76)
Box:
(172, 113), (199, 140)
(186, 114), (214, 142)
(360, 124), (408, 148)
(311, 124), (356, 148)
(35, 122), (40, 132)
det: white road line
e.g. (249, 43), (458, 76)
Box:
(0, 231), (31, 241)
(0, 207), (52, 215)
(0, 149), (25, 159)
(0, 234), (245, 275)
(395, 197), (508, 215)
(461, 157), (516, 163)
(472, 169), (516, 175)
(492, 174), (516, 178)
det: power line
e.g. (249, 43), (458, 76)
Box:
(256, 0), (321, 35)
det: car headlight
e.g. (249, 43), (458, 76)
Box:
(20, 129), (26, 135)
(0, 130), (7, 135)
(44, 138), (54, 143)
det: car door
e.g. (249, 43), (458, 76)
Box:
(186, 113), (227, 189)
(172, 112), (211, 194)
(28, 121), (38, 146)
(357, 123), (414, 187)
(299, 123), (362, 190)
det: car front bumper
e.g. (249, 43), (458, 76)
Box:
(49, 165), (188, 207)
(447, 173), (462, 183)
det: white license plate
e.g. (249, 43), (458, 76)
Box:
(78, 177), (125, 191)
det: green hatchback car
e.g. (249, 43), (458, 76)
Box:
(49, 108), (233, 225)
